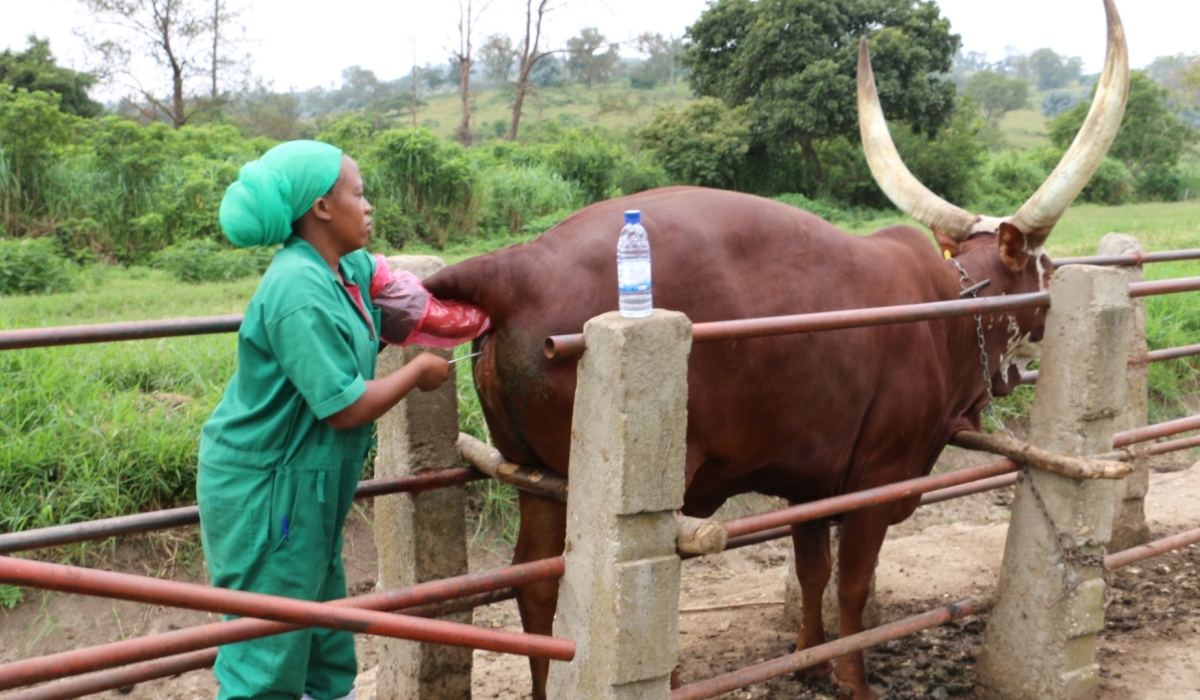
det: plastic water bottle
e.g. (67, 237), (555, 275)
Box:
(617, 210), (653, 318)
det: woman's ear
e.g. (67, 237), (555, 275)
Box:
(310, 193), (334, 222)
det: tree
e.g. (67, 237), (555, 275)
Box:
(76, 0), (248, 127)
(1025, 48), (1083, 91)
(963, 70), (1029, 128)
(1050, 71), (1198, 182)
(451, 0), (488, 146)
(0, 36), (102, 117)
(639, 97), (750, 190)
(508, 0), (554, 141)
(566, 27), (618, 89)
(480, 34), (515, 86)
(683, 0), (959, 187)
(631, 33), (684, 92)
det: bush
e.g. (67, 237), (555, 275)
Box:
(0, 237), (76, 295)
(1079, 157), (1136, 205)
(771, 193), (849, 222)
(479, 164), (582, 235)
(639, 98), (751, 190)
(152, 239), (274, 283)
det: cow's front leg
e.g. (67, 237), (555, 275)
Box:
(512, 490), (568, 700)
(791, 518), (834, 679)
(832, 506), (891, 700)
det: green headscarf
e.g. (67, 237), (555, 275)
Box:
(219, 140), (344, 248)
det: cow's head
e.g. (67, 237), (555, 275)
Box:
(857, 0), (1127, 270)
(857, 0), (1129, 396)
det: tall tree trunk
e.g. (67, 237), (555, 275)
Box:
(508, 0), (551, 142)
(457, 58), (471, 145)
(211, 0), (219, 100)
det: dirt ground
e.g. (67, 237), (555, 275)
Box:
(3, 449), (1200, 700)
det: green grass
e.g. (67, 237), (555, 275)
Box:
(996, 108), (1051, 150)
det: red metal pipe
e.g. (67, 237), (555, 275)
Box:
(0, 468), (484, 555)
(670, 594), (992, 700)
(1105, 526), (1200, 570)
(918, 472), (1019, 505)
(0, 650), (216, 700)
(1146, 434), (1200, 456)
(545, 293), (1051, 359)
(1052, 249), (1200, 267)
(1113, 414), (1200, 448)
(1145, 343), (1200, 364)
(722, 459), (1018, 539)
(0, 315), (243, 351)
(1129, 276), (1200, 298)
(0, 558), (561, 690)
(0, 557), (573, 671)
(0, 589), (521, 700)
(686, 468), (1021, 559)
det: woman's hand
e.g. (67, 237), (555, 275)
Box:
(413, 352), (450, 391)
(326, 351), (452, 430)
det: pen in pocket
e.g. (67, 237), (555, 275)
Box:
(281, 515), (290, 542)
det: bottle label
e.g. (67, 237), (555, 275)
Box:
(618, 261), (652, 293)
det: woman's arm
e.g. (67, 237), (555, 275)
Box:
(325, 352), (450, 430)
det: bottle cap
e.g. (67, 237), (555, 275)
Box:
(624, 210), (641, 225)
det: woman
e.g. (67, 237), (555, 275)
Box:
(199, 140), (449, 700)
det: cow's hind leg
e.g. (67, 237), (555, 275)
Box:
(831, 506), (891, 700)
(791, 518), (834, 680)
(512, 490), (568, 700)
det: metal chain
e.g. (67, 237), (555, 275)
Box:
(948, 258), (1000, 424)
(1018, 468), (1114, 609)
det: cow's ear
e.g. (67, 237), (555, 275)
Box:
(998, 222), (1029, 272)
(933, 228), (959, 259)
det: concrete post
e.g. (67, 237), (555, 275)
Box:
(976, 265), (1132, 700)
(1098, 234), (1150, 551)
(546, 310), (692, 700)
(374, 256), (471, 700)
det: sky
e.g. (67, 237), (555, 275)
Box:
(0, 0), (1196, 100)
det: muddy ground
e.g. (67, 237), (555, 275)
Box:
(3, 449), (1200, 700)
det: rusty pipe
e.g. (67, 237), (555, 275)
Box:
(0, 468), (484, 555)
(1113, 414), (1200, 448)
(670, 593), (993, 700)
(0, 558), (560, 690)
(1053, 249), (1200, 267)
(722, 459), (1018, 539)
(0, 315), (243, 351)
(1129, 276), (1200, 298)
(0, 588), (520, 700)
(0, 557), (574, 678)
(1105, 526), (1200, 570)
(545, 292), (1051, 358)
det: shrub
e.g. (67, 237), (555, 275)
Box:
(479, 164), (582, 235)
(1042, 90), (1081, 117)
(152, 239), (274, 283)
(1079, 157), (1136, 205)
(639, 98), (751, 190)
(0, 237), (76, 295)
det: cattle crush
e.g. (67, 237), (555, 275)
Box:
(3, 236), (1200, 699)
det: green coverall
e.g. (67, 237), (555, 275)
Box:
(198, 238), (380, 700)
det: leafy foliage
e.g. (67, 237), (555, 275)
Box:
(1050, 72), (1199, 190)
(639, 97), (751, 190)
(1042, 90), (1081, 118)
(684, 0), (960, 182)
(0, 237), (77, 295)
(152, 239), (275, 283)
(0, 36), (101, 118)
(963, 71), (1029, 128)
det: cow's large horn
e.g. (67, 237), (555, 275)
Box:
(1010, 0), (1129, 248)
(857, 38), (980, 240)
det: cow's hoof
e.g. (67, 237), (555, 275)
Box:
(833, 681), (880, 700)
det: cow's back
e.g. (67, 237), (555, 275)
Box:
(423, 187), (976, 512)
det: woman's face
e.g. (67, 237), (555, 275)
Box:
(324, 156), (373, 255)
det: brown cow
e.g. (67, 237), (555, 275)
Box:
(422, 2), (1129, 697)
